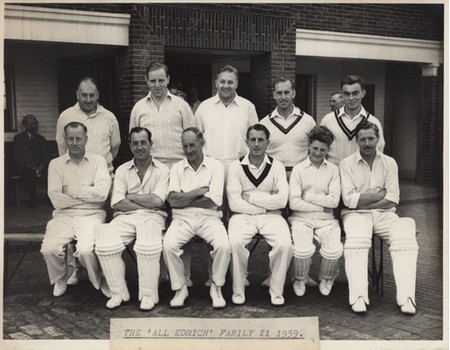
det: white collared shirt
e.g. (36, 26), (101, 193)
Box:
(226, 153), (288, 215)
(259, 106), (316, 168)
(320, 106), (385, 165)
(129, 90), (195, 163)
(339, 150), (399, 215)
(168, 155), (224, 218)
(195, 93), (259, 162)
(111, 158), (169, 216)
(289, 157), (340, 220)
(48, 152), (111, 217)
(56, 103), (121, 173)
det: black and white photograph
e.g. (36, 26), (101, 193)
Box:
(2, 1), (446, 350)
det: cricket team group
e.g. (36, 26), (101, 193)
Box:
(39, 62), (418, 315)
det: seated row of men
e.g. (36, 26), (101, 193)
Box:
(41, 119), (418, 315)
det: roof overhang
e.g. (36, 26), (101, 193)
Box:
(296, 29), (443, 76)
(4, 5), (130, 46)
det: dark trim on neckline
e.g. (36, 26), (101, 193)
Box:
(240, 156), (274, 187)
(334, 110), (370, 141)
(269, 111), (303, 134)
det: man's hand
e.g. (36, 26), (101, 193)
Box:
(196, 186), (209, 197)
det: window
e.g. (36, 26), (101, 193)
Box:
(4, 64), (17, 132)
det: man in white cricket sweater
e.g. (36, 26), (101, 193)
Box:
(227, 124), (293, 306)
(321, 75), (385, 165)
(259, 76), (316, 180)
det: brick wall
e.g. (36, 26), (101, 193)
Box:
(292, 4), (443, 41)
(113, 5), (165, 166)
(416, 67), (443, 186)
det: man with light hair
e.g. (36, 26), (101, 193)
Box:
(55, 76), (121, 285)
(41, 122), (111, 298)
(195, 65), (259, 176)
(329, 92), (344, 111)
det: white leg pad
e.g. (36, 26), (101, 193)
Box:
(389, 217), (419, 306)
(134, 223), (162, 303)
(95, 224), (130, 301)
(319, 257), (340, 281)
(136, 252), (161, 304)
(344, 248), (370, 305)
(293, 257), (311, 281)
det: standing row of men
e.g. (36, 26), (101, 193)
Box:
(40, 62), (417, 315)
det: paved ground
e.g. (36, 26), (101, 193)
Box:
(2, 180), (445, 347)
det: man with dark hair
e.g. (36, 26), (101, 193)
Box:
(321, 75), (385, 165)
(195, 65), (259, 176)
(288, 125), (342, 297)
(329, 92), (344, 111)
(41, 122), (111, 298)
(94, 127), (170, 311)
(129, 62), (195, 169)
(226, 124), (292, 306)
(13, 114), (48, 207)
(259, 76), (316, 180)
(340, 120), (418, 314)
(163, 127), (231, 309)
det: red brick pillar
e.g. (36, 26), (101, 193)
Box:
(114, 5), (164, 165)
(416, 65), (443, 187)
(250, 25), (297, 119)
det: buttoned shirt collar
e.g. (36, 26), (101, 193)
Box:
(212, 92), (242, 106)
(305, 156), (330, 169)
(356, 148), (382, 164)
(74, 102), (105, 118)
(62, 152), (90, 164)
(337, 105), (369, 120)
(127, 157), (158, 170)
(269, 105), (303, 119)
(146, 90), (174, 104)
(181, 154), (211, 171)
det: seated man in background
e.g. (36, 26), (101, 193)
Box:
(288, 126), (342, 297)
(13, 114), (49, 207)
(41, 122), (111, 298)
(95, 127), (169, 311)
(163, 127), (231, 309)
(340, 120), (418, 314)
(227, 124), (293, 306)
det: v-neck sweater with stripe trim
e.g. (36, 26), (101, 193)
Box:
(226, 155), (288, 215)
(259, 106), (316, 168)
(320, 106), (385, 165)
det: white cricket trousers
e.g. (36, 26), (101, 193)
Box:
(343, 211), (418, 307)
(163, 213), (231, 290)
(41, 213), (105, 288)
(228, 213), (293, 297)
(95, 212), (165, 303)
